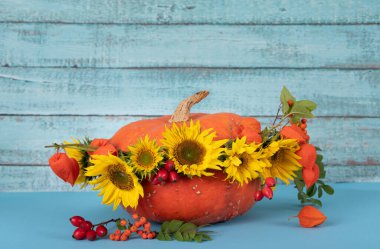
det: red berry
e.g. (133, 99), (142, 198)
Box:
(262, 186), (274, 200)
(265, 177), (277, 188)
(300, 123), (307, 130)
(169, 171), (179, 182)
(95, 225), (107, 237)
(301, 118), (307, 124)
(80, 221), (93, 231)
(157, 168), (169, 182)
(254, 190), (263, 201)
(86, 230), (97, 241)
(287, 100), (294, 107)
(151, 175), (161, 185)
(164, 160), (175, 171)
(70, 216), (85, 227)
(72, 227), (87, 240)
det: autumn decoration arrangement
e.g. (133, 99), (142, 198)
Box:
(47, 87), (334, 242)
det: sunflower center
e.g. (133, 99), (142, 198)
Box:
(175, 140), (205, 165)
(271, 149), (285, 166)
(238, 153), (250, 168)
(108, 164), (134, 190)
(137, 150), (155, 168)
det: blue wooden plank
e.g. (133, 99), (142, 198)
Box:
(0, 0), (379, 24)
(1, 24), (379, 68)
(0, 116), (378, 166)
(0, 68), (379, 116)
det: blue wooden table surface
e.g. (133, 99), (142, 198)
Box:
(1, 183), (379, 249)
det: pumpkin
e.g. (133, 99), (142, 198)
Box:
(109, 91), (262, 225)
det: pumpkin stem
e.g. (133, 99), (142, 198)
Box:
(169, 91), (209, 123)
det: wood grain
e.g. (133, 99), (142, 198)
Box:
(0, 67), (379, 116)
(0, 0), (379, 24)
(1, 24), (380, 68)
(0, 115), (378, 167)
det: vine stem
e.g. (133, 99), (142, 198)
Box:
(272, 104), (282, 126)
(44, 143), (98, 152)
(92, 218), (121, 227)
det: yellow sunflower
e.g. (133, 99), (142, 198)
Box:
(222, 137), (268, 185)
(86, 154), (144, 210)
(161, 120), (227, 177)
(128, 135), (163, 178)
(262, 139), (301, 184)
(64, 138), (87, 186)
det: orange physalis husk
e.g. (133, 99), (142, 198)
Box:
(91, 143), (118, 156)
(280, 124), (309, 144)
(293, 206), (327, 228)
(302, 164), (320, 189)
(88, 138), (110, 155)
(48, 153), (79, 186)
(297, 144), (317, 169)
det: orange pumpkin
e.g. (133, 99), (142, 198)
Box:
(109, 91), (262, 225)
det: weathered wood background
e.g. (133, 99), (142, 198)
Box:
(1, 0), (379, 191)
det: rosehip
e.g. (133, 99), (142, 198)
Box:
(72, 227), (87, 240)
(301, 118), (307, 124)
(95, 225), (107, 237)
(164, 160), (175, 171)
(157, 168), (169, 181)
(262, 186), (274, 200)
(300, 123), (307, 130)
(151, 175), (161, 185)
(148, 233), (154, 239)
(115, 229), (121, 235)
(287, 100), (294, 107)
(169, 171), (179, 182)
(254, 190), (263, 201)
(142, 233), (148, 239)
(80, 221), (93, 231)
(86, 230), (97, 241)
(265, 177), (277, 187)
(123, 230), (131, 236)
(137, 230), (144, 236)
(70, 216), (85, 227)
(132, 213), (139, 220)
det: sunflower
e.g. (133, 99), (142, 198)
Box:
(64, 138), (89, 186)
(86, 154), (144, 210)
(222, 137), (268, 185)
(128, 135), (163, 178)
(161, 120), (227, 177)
(262, 139), (301, 184)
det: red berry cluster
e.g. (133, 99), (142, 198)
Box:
(151, 160), (178, 185)
(70, 216), (108, 241)
(109, 214), (156, 241)
(254, 177), (277, 201)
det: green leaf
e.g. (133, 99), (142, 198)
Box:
(194, 234), (203, 243)
(157, 232), (171, 241)
(167, 220), (184, 233)
(318, 186), (323, 198)
(290, 103), (315, 123)
(297, 100), (317, 111)
(280, 86), (296, 114)
(174, 231), (184, 241)
(306, 184), (317, 197)
(322, 185), (335, 195)
(116, 220), (127, 230)
(310, 198), (323, 207)
(161, 221), (170, 233)
(200, 233), (212, 241)
(178, 222), (198, 233)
